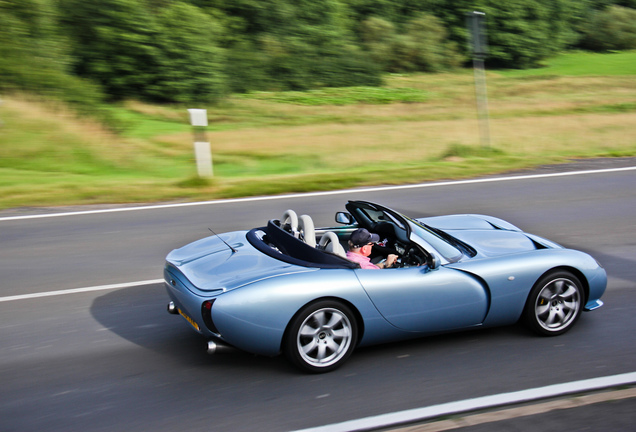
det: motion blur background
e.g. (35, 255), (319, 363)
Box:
(1, 0), (635, 210)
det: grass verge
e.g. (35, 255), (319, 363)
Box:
(1, 51), (635, 210)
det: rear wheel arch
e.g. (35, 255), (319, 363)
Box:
(282, 297), (364, 373)
(282, 296), (365, 350)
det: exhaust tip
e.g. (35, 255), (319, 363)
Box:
(167, 301), (179, 315)
(207, 340), (231, 354)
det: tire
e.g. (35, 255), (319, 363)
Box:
(523, 271), (584, 336)
(284, 300), (357, 373)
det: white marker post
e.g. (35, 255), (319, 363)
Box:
(467, 11), (491, 149)
(187, 109), (213, 177)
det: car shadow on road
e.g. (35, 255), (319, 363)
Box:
(89, 275), (616, 379)
(89, 283), (294, 375)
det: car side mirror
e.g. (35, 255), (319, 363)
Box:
(429, 255), (440, 270)
(335, 212), (354, 225)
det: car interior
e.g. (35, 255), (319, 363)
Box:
(246, 202), (431, 269)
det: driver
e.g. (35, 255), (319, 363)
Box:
(346, 228), (398, 269)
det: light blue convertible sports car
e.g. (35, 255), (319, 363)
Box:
(164, 201), (606, 373)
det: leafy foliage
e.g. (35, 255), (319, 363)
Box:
(211, 0), (382, 91)
(0, 0), (104, 111)
(152, 2), (227, 102)
(360, 14), (464, 72)
(1, 0), (635, 108)
(471, 0), (588, 68)
(58, 0), (164, 100)
(579, 6), (636, 51)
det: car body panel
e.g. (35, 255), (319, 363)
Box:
(354, 266), (488, 332)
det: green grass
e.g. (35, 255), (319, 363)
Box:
(1, 51), (635, 210)
(237, 86), (428, 105)
(498, 50), (636, 76)
(106, 106), (190, 139)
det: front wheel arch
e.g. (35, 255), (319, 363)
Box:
(525, 266), (589, 310)
(522, 269), (585, 336)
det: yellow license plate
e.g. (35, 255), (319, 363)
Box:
(178, 308), (200, 331)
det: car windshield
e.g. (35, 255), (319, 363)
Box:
(406, 217), (463, 263)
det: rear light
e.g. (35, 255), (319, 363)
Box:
(201, 299), (220, 334)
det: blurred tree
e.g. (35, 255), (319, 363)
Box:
(152, 2), (227, 102)
(340, 0), (401, 26)
(398, 13), (464, 71)
(8, 0), (628, 107)
(579, 5), (636, 51)
(359, 16), (397, 70)
(197, 0), (382, 91)
(0, 0), (104, 110)
(58, 0), (164, 100)
(353, 0), (588, 69)
(359, 13), (463, 73)
(59, 0), (227, 103)
(463, 0), (588, 68)
(586, 0), (636, 9)
(479, 0), (564, 67)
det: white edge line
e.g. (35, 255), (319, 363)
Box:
(291, 372), (636, 432)
(0, 279), (164, 303)
(2, 166), (636, 222)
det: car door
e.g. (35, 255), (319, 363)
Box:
(354, 266), (489, 333)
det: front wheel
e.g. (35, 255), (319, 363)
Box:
(284, 300), (357, 373)
(523, 271), (584, 336)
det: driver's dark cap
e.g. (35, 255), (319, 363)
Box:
(349, 228), (380, 248)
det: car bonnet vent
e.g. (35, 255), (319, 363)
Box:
(529, 237), (548, 250)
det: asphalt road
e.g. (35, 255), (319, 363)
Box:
(1, 159), (635, 432)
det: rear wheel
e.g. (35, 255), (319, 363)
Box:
(524, 271), (583, 336)
(284, 300), (357, 373)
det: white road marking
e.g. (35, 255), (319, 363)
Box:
(0, 279), (163, 303)
(1, 166), (635, 222)
(391, 387), (636, 432)
(291, 372), (636, 432)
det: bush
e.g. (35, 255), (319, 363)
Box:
(0, 0), (107, 114)
(360, 14), (464, 73)
(580, 6), (636, 51)
(152, 2), (227, 103)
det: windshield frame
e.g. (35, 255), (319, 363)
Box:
(344, 200), (465, 264)
(405, 217), (463, 263)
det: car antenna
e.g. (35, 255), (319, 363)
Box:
(208, 228), (238, 253)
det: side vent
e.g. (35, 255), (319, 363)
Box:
(529, 238), (547, 250)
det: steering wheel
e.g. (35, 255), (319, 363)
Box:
(395, 247), (425, 268)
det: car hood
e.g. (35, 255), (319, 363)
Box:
(166, 231), (315, 292)
(417, 214), (542, 258)
(447, 229), (539, 257)
(417, 214), (522, 232)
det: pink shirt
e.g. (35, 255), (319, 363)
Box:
(346, 251), (380, 269)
